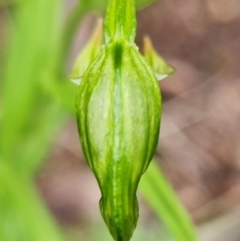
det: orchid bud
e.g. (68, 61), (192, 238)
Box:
(75, 0), (169, 240)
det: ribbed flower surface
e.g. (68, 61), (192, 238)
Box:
(76, 41), (161, 241)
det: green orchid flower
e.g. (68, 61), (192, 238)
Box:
(74, 0), (173, 240)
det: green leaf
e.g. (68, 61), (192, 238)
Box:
(0, 1), (72, 240)
(0, 0), (66, 178)
(0, 163), (64, 241)
(139, 160), (199, 241)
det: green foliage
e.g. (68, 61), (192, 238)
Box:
(0, 163), (64, 241)
(0, 0), (65, 179)
(0, 0), (69, 240)
(140, 161), (199, 241)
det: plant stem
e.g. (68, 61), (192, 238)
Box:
(104, 0), (136, 43)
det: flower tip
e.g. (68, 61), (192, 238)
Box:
(70, 77), (82, 86)
(143, 35), (175, 76)
(92, 18), (103, 45)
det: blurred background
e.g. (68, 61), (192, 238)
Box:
(1, 0), (240, 241)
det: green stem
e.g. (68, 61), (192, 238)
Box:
(104, 0), (136, 43)
(140, 160), (199, 241)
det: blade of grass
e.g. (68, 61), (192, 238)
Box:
(0, 0), (65, 178)
(0, 1), (69, 239)
(0, 162), (64, 241)
(139, 160), (199, 241)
